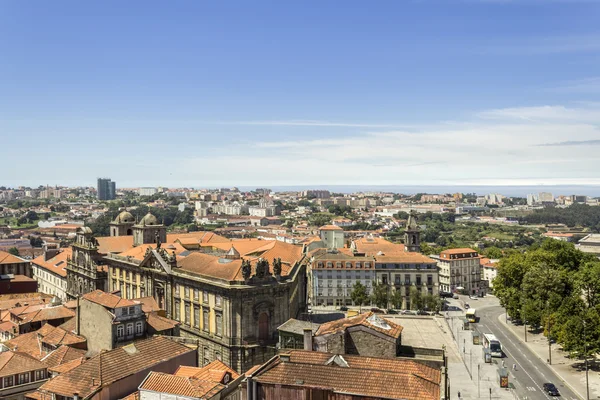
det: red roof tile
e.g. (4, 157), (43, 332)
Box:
(82, 290), (136, 309)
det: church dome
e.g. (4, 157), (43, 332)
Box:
(113, 211), (135, 224)
(139, 212), (159, 226)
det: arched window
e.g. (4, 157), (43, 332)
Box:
(345, 262), (352, 269)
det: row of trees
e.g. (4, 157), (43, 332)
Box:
(350, 281), (443, 312)
(522, 203), (600, 231)
(494, 239), (600, 358)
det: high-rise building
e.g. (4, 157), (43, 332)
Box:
(97, 178), (116, 200)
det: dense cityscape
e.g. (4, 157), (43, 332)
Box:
(0, 180), (599, 399)
(3, 1), (600, 399)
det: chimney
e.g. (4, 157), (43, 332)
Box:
(76, 296), (81, 335)
(280, 353), (291, 362)
(37, 333), (43, 355)
(303, 328), (313, 351)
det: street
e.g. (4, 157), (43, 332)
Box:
(463, 296), (582, 400)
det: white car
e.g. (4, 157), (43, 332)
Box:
(469, 295), (478, 300)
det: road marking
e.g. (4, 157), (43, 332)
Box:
(527, 386), (537, 391)
(487, 317), (552, 400)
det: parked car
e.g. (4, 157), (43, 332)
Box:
(401, 310), (416, 315)
(439, 291), (453, 298)
(387, 309), (399, 314)
(370, 307), (384, 314)
(453, 294), (459, 299)
(543, 383), (560, 396)
(339, 306), (348, 311)
(469, 295), (478, 300)
(417, 310), (430, 315)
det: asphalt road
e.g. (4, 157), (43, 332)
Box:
(474, 304), (582, 400)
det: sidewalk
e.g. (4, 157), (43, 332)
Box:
(445, 314), (515, 399)
(498, 314), (600, 399)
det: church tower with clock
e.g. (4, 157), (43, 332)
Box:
(65, 226), (108, 299)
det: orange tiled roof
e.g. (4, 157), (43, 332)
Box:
(147, 312), (179, 332)
(42, 346), (87, 369)
(316, 312), (403, 339)
(133, 296), (161, 313)
(0, 250), (28, 265)
(319, 225), (343, 231)
(175, 359), (240, 382)
(82, 290), (136, 309)
(47, 357), (85, 375)
(120, 391), (140, 400)
(440, 248), (478, 256)
(352, 236), (406, 256)
(96, 236), (135, 254)
(252, 350), (440, 400)
(139, 371), (224, 398)
(38, 336), (195, 399)
(32, 247), (73, 277)
(375, 253), (437, 263)
(0, 351), (47, 378)
(20, 306), (75, 324)
(4, 324), (84, 360)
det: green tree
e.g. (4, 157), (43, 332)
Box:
(577, 261), (600, 308)
(390, 289), (403, 309)
(493, 252), (529, 320)
(409, 287), (424, 311)
(484, 246), (503, 259)
(7, 247), (19, 256)
(350, 282), (369, 311)
(309, 213), (333, 227)
(370, 281), (389, 309)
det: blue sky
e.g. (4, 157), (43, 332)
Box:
(2, 0), (600, 188)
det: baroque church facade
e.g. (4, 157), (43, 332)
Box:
(67, 210), (308, 373)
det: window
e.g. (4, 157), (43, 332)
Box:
(416, 275), (422, 285)
(404, 274), (411, 285)
(215, 294), (222, 307)
(140, 286), (145, 297)
(203, 309), (209, 332)
(175, 284), (180, 297)
(126, 284), (131, 299)
(215, 351), (222, 361)
(427, 275), (433, 285)
(184, 286), (190, 298)
(136, 321), (143, 335)
(4, 376), (13, 387)
(185, 303), (191, 325)
(35, 369), (45, 381)
(317, 262), (324, 268)
(126, 323), (134, 336)
(336, 262), (342, 268)
(128, 306), (135, 315)
(364, 262), (371, 269)
(395, 274), (401, 284)
(117, 325), (124, 337)
(355, 262), (361, 268)
(194, 306), (200, 328)
(175, 300), (181, 321)
(194, 288), (199, 300)
(215, 313), (223, 336)
(203, 291), (209, 303)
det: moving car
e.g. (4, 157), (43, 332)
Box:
(543, 383), (560, 396)
(453, 294), (459, 299)
(469, 295), (478, 300)
(339, 306), (348, 311)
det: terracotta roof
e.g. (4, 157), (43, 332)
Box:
(38, 336), (195, 399)
(4, 325), (85, 360)
(0, 293), (52, 310)
(0, 250), (28, 265)
(59, 317), (76, 333)
(175, 359), (240, 382)
(439, 248), (478, 256)
(319, 225), (343, 231)
(0, 351), (47, 378)
(133, 297), (161, 313)
(139, 371), (224, 399)
(82, 290), (136, 309)
(178, 253), (244, 281)
(352, 236), (406, 256)
(32, 249), (72, 278)
(168, 231), (229, 245)
(253, 350), (440, 400)
(20, 306), (75, 324)
(95, 236), (135, 254)
(47, 357), (85, 375)
(42, 346), (87, 369)
(543, 231), (574, 238)
(0, 320), (17, 334)
(118, 243), (187, 262)
(375, 253), (437, 264)
(199, 238), (272, 255)
(316, 312), (403, 339)
(147, 312), (179, 332)
(277, 318), (320, 335)
(25, 390), (54, 400)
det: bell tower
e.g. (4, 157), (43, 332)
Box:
(404, 211), (421, 253)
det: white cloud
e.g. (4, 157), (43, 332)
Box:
(160, 103), (600, 186)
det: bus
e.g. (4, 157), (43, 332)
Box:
(483, 333), (503, 357)
(466, 308), (477, 323)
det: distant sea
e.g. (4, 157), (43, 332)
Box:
(237, 185), (600, 198)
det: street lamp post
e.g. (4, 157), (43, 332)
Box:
(477, 364), (480, 397)
(584, 319), (590, 400)
(524, 321), (527, 342)
(547, 301), (552, 365)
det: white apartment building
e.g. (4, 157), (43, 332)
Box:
(431, 248), (481, 295)
(481, 259), (499, 291)
(139, 187), (158, 196)
(308, 250), (376, 307)
(31, 247), (71, 301)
